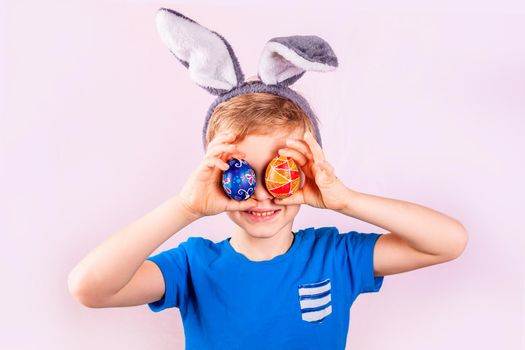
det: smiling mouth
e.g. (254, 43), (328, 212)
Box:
(247, 210), (278, 217)
(243, 209), (282, 221)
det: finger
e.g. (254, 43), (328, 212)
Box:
(273, 190), (305, 206)
(206, 143), (237, 158)
(202, 157), (229, 171)
(277, 148), (308, 167)
(207, 143), (246, 163)
(303, 131), (326, 164)
(224, 151), (246, 161)
(315, 160), (336, 182)
(285, 138), (313, 161)
(207, 132), (236, 149)
(319, 159), (335, 177)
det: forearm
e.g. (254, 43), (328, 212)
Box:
(337, 188), (468, 257)
(68, 195), (200, 299)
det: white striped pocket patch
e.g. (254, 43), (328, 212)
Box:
(298, 278), (332, 323)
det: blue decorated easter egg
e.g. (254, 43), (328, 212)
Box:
(222, 158), (256, 201)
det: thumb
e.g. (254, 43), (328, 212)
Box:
(225, 197), (258, 212)
(273, 190), (304, 206)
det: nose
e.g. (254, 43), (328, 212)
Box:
(252, 170), (273, 202)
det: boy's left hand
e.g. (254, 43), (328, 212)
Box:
(274, 131), (353, 211)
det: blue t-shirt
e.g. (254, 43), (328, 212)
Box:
(146, 226), (384, 350)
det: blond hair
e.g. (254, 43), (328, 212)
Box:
(205, 92), (315, 147)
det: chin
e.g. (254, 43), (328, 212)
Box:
(227, 204), (300, 238)
(240, 210), (285, 239)
(243, 229), (278, 239)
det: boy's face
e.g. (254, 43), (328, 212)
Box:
(225, 128), (305, 240)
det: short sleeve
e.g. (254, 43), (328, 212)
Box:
(146, 243), (189, 313)
(337, 231), (384, 298)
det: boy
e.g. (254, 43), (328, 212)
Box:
(68, 8), (468, 350)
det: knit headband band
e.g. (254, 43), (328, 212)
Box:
(154, 8), (339, 150)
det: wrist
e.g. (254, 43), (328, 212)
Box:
(336, 187), (360, 215)
(172, 195), (203, 223)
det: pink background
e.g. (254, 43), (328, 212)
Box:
(1, 0), (524, 349)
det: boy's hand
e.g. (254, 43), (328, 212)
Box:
(274, 131), (352, 211)
(176, 132), (258, 219)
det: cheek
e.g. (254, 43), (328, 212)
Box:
(284, 204), (301, 217)
(226, 211), (239, 222)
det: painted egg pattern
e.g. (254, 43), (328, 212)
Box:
(265, 155), (301, 199)
(222, 158), (256, 201)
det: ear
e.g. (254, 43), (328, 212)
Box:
(257, 35), (338, 86)
(155, 8), (245, 95)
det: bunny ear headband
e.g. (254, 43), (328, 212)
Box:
(155, 8), (339, 150)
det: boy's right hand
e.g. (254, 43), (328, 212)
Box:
(176, 132), (258, 219)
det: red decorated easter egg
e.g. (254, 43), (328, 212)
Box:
(264, 155), (301, 199)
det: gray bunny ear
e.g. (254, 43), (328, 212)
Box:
(258, 35), (338, 86)
(156, 8), (245, 95)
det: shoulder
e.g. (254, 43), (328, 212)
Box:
(180, 235), (222, 251)
(299, 226), (382, 247)
(296, 226), (341, 247)
(177, 236), (227, 264)
(299, 226), (340, 239)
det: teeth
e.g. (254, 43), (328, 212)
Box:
(249, 210), (276, 217)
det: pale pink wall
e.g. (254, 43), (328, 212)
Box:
(1, 0), (524, 349)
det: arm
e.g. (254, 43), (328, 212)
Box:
(275, 131), (468, 277)
(67, 196), (200, 307)
(68, 131), (256, 308)
(336, 189), (469, 276)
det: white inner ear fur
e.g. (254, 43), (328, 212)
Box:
(258, 41), (336, 85)
(245, 75), (260, 82)
(156, 10), (238, 90)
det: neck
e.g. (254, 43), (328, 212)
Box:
(230, 226), (295, 262)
